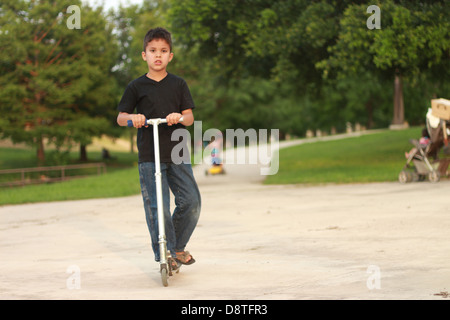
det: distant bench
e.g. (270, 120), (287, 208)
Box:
(0, 163), (107, 187)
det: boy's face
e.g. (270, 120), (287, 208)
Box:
(142, 38), (173, 74)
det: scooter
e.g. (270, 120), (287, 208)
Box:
(127, 116), (183, 287)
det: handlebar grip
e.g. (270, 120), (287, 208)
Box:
(127, 116), (184, 127)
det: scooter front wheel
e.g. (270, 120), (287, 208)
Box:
(161, 264), (169, 287)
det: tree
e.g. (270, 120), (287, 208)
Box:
(317, 0), (450, 126)
(168, 0), (348, 134)
(164, 0), (449, 135)
(0, 0), (118, 164)
(71, 4), (120, 161)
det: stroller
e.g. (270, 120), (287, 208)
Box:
(399, 99), (450, 183)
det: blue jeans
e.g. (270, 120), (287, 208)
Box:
(138, 162), (201, 262)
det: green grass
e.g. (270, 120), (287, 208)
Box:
(0, 148), (141, 206)
(0, 127), (428, 205)
(0, 147), (41, 169)
(0, 166), (141, 205)
(264, 127), (423, 185)
(0, 147), (138, 170)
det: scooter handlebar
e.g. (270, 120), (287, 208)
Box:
(127, 116), (184, 127)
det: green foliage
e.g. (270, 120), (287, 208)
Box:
(0, 0), (118, 163)
(169, 0), (449, 135)
(317, 0), (449, 126)
(0, 0), (449, 167)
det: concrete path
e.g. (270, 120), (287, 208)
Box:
(1, 133), (449, 299)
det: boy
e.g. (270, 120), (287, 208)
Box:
(117, 27), (200, 268)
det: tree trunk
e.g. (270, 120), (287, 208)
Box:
(365, 98), (374, 129)
(80, 145), (88, 161)
(37, 135), (45, 165)
(392, 70), (405, 126)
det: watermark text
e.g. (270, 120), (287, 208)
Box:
(171, 121), (279, 175)
(66, 5), (81, 29)
(367, 5), (381, 29)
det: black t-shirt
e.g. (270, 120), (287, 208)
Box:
(117, 73), (195, 163)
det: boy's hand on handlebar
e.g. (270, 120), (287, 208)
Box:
(130, 114), (147, 128)
(166, 113), (182, 126)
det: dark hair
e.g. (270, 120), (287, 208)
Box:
(143, 27), (172, 52)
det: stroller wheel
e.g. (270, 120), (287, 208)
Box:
(428, 171), (440, 183)
(399, 170), (412, 184)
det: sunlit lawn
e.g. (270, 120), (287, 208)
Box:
(264, 127), (423, 185)
(0, 127), (428, 205)
(0, 147), (141, 205)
